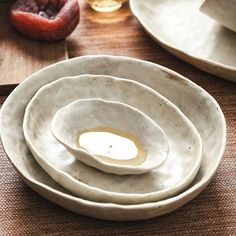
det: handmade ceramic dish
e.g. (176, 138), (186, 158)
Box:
(51, 98), (169, 175)
(0, 55), (226, 220)
(23, 74), (202, 204)
(200, 0), (236, 32)
(130, 0), (236, 82)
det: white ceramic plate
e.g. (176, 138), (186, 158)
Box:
(130, 0), (236, 82)
(23, 74), (202, 204)
(0, 55), (226, 220)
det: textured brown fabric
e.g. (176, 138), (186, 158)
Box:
(0, 137), (235, 235)
(0, 1), (236, 235)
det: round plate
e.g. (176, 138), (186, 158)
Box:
(130, 0), (236, 82)
(23, 75), (202, 204)
(0, 55), (226, 221)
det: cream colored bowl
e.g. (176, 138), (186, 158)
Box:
(23, 74), (202, 204)
(51, 98), (169, 175)
(0, 55), (226, 220)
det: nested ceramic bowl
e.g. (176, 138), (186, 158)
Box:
(23, 74), (202, 204)
(51, 98), (169, 175)
(0, 55), (226, 220)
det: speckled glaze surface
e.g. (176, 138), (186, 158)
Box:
(0, 55), (226, 220)
(200, 0), (236, 32)
(23, 74), (202, 204)
(130, 0), (236, 82)
(51, 98), (169, 175)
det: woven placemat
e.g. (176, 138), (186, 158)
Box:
(0, 88), (235, 235)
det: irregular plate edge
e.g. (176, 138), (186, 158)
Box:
(22, 74), (203, 203)
(0, 55), (227, 220)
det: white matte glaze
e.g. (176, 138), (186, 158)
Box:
(130, 0), (236, 82)
(0, 55), (226, 220)
(200, 0), (236, 32)
(51, 98), (169, 175)
(23, 74), (202, 204)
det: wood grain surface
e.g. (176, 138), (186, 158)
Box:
(0, 0), (236, 235)
(0, 2), (68, 94)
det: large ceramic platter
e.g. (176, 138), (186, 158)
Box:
(0, 55), (226, 221)
(23, 75), (202, 204)
(130, 0), (236, 82)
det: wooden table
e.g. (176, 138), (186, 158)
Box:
(1, 1), (236, 235)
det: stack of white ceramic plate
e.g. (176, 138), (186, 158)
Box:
(130, 0), (236, 82)
(0, 55), (226, 221)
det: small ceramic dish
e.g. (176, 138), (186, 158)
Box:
(23, 74), (202, 204)
(0, 55), (226, 220)
(51, 98), (169, 175)
(200, 0), (236, 32)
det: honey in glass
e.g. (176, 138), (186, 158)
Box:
(87, 0), (127, 12)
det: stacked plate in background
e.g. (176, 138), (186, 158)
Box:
(130, 0), (236, 82)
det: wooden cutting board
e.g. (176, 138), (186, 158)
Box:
(0, 3), (68, 95)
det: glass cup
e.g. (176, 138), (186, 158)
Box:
(87, 0), (128, 12)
